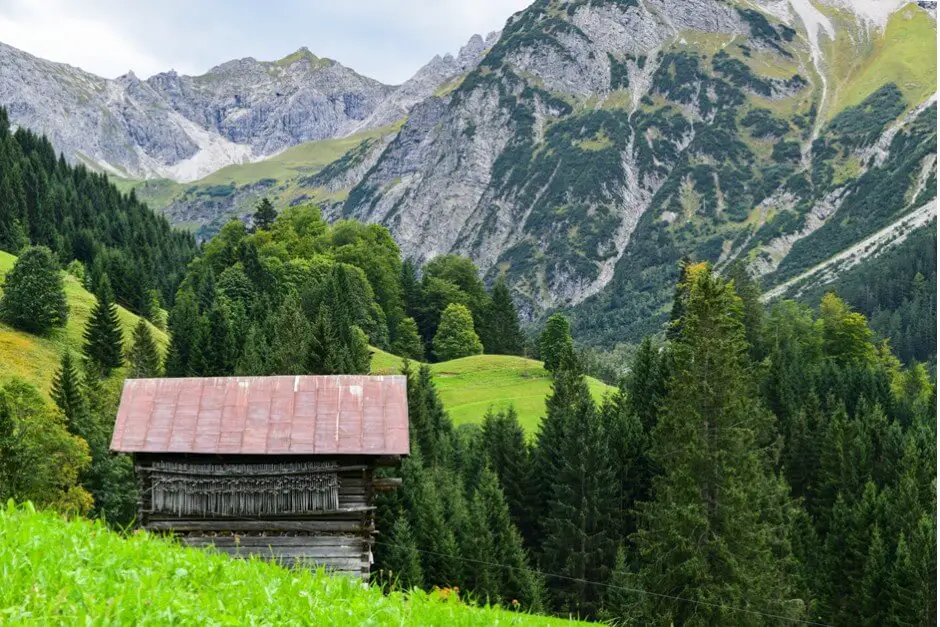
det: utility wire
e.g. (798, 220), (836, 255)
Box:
(136, 481), (831, 627)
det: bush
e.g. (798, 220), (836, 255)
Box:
(432, 304), (483, 361)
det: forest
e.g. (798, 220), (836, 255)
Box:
(0, 109), (935, 624)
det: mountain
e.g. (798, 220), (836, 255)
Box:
(0, 43), (393, 181)
(1, 0), (935, 347)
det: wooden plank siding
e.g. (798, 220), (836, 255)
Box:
(135, 454), (385, 580)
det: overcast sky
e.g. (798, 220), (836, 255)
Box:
(0, 0), (533, 84)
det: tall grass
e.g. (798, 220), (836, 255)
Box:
(0, 503), (574, 625)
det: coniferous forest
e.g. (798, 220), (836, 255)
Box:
(0, 112), (935, 624)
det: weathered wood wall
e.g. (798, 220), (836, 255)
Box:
(135, 454), (379, 580)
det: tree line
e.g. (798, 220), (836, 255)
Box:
(0, 188), (934, 623)
(0, 106), (197, 318)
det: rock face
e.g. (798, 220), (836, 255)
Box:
(1, 0), (935, 346)
(0, 43), (392, 181)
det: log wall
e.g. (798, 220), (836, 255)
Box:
(135, 454), (381, 580)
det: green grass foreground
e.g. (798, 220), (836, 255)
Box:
(0, 503), (577, 625)
(371, 350), (614, 434)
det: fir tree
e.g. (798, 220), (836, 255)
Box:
(540, 359), (617, 618)
(630, 266), (802, 624)
(400, 259), (422, 320)
(202, 303), (236, 376)
(538, 313), (573, 372)
(432, 303), (483, 361)
(480, 407), (533, 539)
(0, 245), (68, 333)
(82, 276), (124, 376)
(484, 277), (525, 355)
(628, 336), (665, 432)
(235, 324), (270, 375)
(51, 350), (89, 436)
(251, 197), (278, 232)
(127, 318), (161, 378)
(385, 514), (424, 590)
(164, 290), (200, 377)
(269, 294), (311, 374)
(726, 259), (764, 361)
(393, 316), (425, 360)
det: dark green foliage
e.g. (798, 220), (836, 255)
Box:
(164, 290), (200, 377)
(0, 245), (68, 333)
(51, 351), (89, 435)
(127, 318), (161, 378)
(392, 317), (425, 361)
(741, 107), (791, 138)
(736, 7), (794, 57)
(384, 514), (424, 590)
(825, 83), (907, 150)
(630, 267), (802, 624)
(432, 304), (483, 361)
(0, 108), (196, 312)
(607, 53), (630, 90)
(484, 278), (525, 355)
(480, 407), (533, 538)
(798, 225), (936, 364)
(82, 276), (124, 376)
(539, 313), (573, 373)
(251, 197), (278, 232)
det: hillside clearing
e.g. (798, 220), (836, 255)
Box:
(0, 251), (167, 393)
(0, 503), (578, 625)
(371, 350), (615, 433)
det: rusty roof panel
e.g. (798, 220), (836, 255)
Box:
(110, 375), (409, 456)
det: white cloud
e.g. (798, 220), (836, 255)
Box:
(0, 0), (197, 78)
(0, 0), (532, 83)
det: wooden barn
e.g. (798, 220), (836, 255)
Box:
(109, 375), (409, 580)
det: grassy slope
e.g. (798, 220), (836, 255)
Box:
(371, 350), (615, 434)
(0, 504), (576, 625)
(0, 251), (168, 394)
(825, 4), (936, 119)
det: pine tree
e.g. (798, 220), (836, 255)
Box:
(726, 259), (764, 361)
(251, 197), (278, 232)
(630, 266), (801, 625)
(393, 316), (425, 360)
(474, 468), (543, 611)
(400, 259), (422, 320)
(51, 350), (89, 436)
(602, 389), (649, 540)
(540, 360), (617, 618)
(432, 303), (483, 361)
(601, 546), (637, 625)
(628, 336), (665, 432)
(0, 245), (68, 333)
(539, 313), (573, 372)
(82, 276), (124, 376)
(385, 514), (424, 590)
(480, 407), (533, 540)
(484, 278), (525, 355)
(127, 318), (161, 378)
(269, 294), (311, 374)
(164, 290), (200, 377)
(235, 324), (270, 375)
(202, 303), (236, 376)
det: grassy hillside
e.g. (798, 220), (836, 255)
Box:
(0, 503), (576, 625)
(0, 251), (168, 393)
(825, 3), (936, 119)
(371, 350), (615, 434)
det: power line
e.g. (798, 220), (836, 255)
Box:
(371, 538), (831, 627)
(136, 483), (830, 627)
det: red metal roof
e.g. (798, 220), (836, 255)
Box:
(110, 375), (409, 456)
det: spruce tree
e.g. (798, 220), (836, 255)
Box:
(164, 289), (200, 377)
(480, 407), (533, 539)
(202, 303), (236, 376)
(51, 350), (89, 436)
(82, 276), (124, 376)
(432, 303), (483, 361)
(269, 294), (311, 374)
(251, 197), (278, 232)
(726, 260), (764, 361)
(235, 324), (270, 375)
(385, 514), (424, 590)
(127, 318), (161, 378)
(393, 316), (425, 360)
(538, 313), (573, 372)
(0, 245), (68, 333)
(484, 278), (525, 355)
(628, 336), (665, 432)
(400, 259), (422, 320)
(630, 266), (802, 624)
(540, 359), (617, 618)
